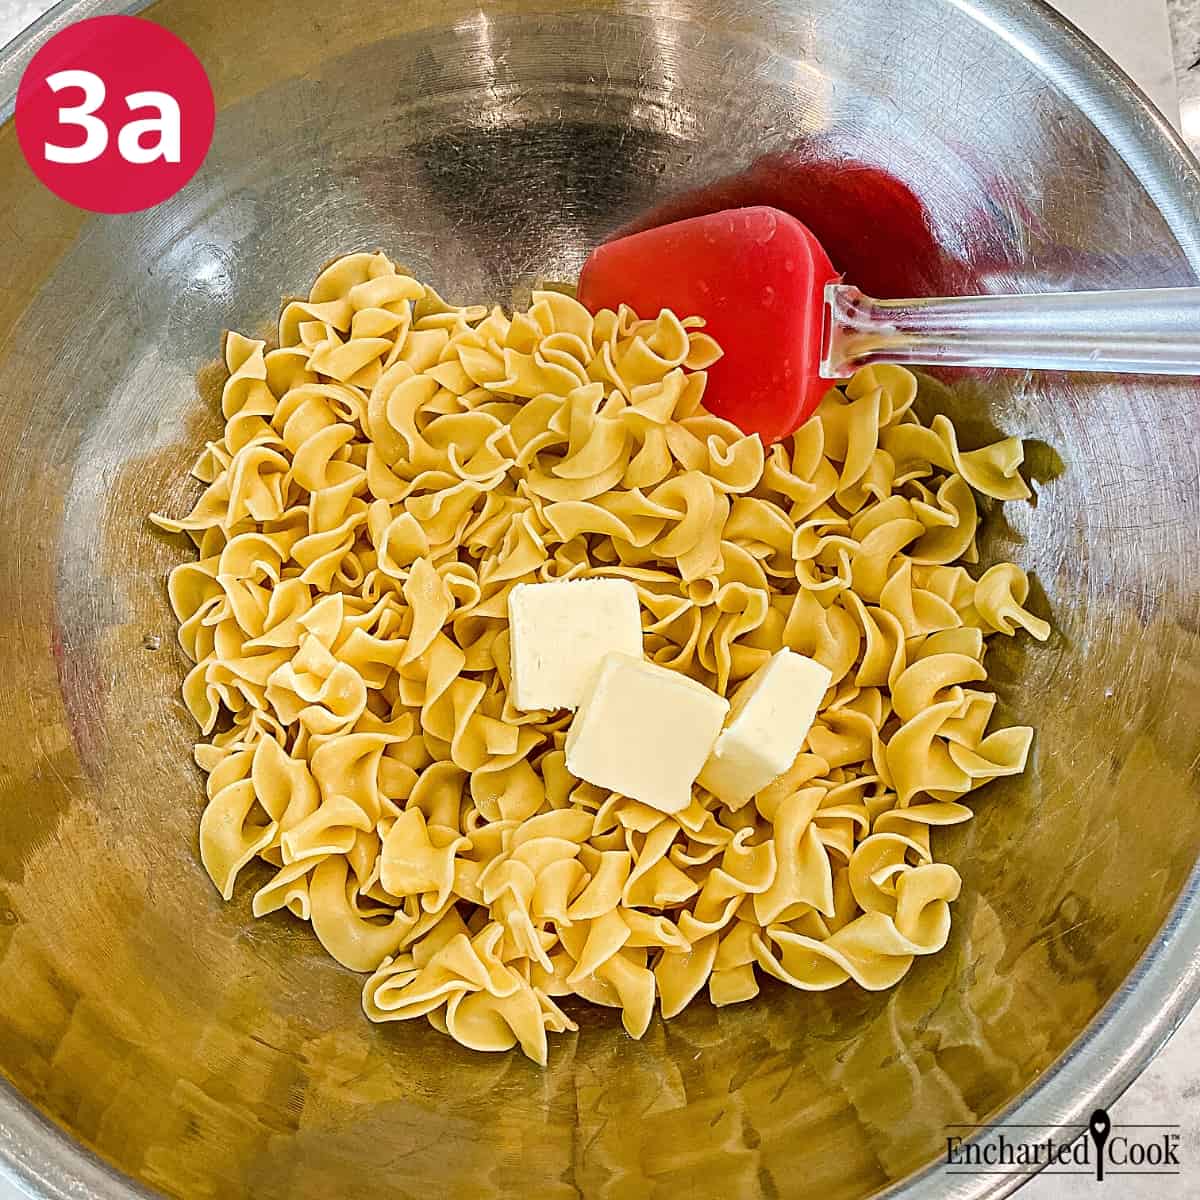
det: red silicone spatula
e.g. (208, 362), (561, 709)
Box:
(577, 204), (1200, 444)
(579, 206), (832, 445)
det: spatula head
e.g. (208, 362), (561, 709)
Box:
(577, 206), (838, 444)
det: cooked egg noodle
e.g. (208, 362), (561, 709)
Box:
(153, 251), (1047, 1064)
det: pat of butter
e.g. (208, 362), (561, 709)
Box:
(508, 578), (643, 711)
(698, 650), (832, 808)
(565, 654), (729, 813)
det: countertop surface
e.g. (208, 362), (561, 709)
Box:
(0, 0), (1197, 1198)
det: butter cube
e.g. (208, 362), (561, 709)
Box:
(508, 578), (643, 711)
(565, 654), (729, 813)
(698, 650), (832, 807)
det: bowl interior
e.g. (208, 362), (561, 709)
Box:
(1, 1), (1199, 1197)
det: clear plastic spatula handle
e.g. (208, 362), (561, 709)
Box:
(821, 283), (1200, 378)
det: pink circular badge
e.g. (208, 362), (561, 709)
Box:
(15, 15), (215, 214)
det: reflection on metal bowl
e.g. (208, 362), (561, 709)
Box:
(0, 1), (1198, 1198)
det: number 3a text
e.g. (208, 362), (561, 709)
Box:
(44, 69), (181, 164)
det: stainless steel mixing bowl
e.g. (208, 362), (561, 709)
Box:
(1, 1), (1198, 1197)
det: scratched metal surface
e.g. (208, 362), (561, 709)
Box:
(0, 1), (1198, 1198)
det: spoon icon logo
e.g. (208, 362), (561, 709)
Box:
(1089, 1109), (1111, 1181)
